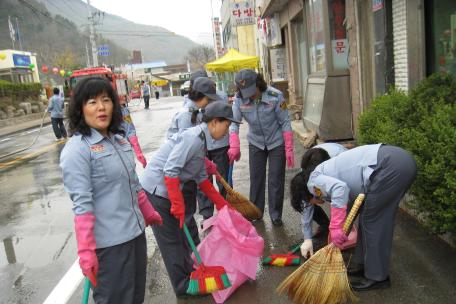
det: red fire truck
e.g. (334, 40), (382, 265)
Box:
(68, 67), (130, 102)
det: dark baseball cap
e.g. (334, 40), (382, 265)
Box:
(192, 77), (222, 101)
(204, 101), (242, 124)
(190, 70), (209, 85)
(235, 69), (257, 98)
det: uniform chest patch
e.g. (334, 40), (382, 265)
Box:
(123, 114), (132, 124)
(90, 144), (105, 153)
(240, 104), (253, 110)
(313, 187), (323, 199)
(118, 138), (129, 145)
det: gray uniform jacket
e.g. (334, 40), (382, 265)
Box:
(120, 106), (136, 138)
(140, 124), (209, 199)
(307, 144), (382, 208)
(47, 95), (64, 118)
(301, 143), (348, 239)
(168, 96), (229, 151)
(230, 86), (291, 150)
(60, 129), (145, 249)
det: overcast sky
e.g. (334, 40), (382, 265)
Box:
(87, 0), (222, 45)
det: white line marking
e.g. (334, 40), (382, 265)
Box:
(43, 259), (84, 304)
(0, 137), (11, 142)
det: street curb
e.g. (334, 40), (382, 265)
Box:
(0, 116), (52, 137)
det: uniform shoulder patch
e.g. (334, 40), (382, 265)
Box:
(313, 186), (323, 199)
(280, 100), (288, 110)
(123, 114), (132, 124)
(267, 90), (279, 97)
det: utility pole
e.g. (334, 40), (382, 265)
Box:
(86, 0), (98, 67)
(85, 43), (91, 67)
(15, 17), (23, 51)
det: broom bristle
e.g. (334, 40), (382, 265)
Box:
(217, 173), (262, 220)
(186, 265), (232, 295)
(277, 244), (357, 304)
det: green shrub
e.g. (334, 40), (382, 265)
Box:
(358, 73), (456, 236)
(0, 80), (42, 101)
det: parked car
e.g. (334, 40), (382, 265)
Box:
(130, 89), (141, 99)
(180, 80), (191, 96)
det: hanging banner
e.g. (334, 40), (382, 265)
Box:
(257, 13), (282, 47)
(270, 47), (287, 82)
(231, 1), (255, 26)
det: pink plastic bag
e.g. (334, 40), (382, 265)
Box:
(196, 206), (264, 303)
(328, 224), (358, 250)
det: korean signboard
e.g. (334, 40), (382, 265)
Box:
(231, 1), (255, 26)
(331, 39), (349, 70)
(270, 48), (287, 82)
(12, 54), (31, 67)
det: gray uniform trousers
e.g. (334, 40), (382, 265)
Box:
(197, 146), (230, 219)
(354, 145), (417, 281)
(146, 191), (193, 296)
(249, 144), (286, 221)
(183, 181), (200, 245)
(93, 232), (147, 304)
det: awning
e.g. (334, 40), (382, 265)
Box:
(205, 49), (259, 72)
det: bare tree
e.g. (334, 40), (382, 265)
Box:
(184, 45), (216, 71)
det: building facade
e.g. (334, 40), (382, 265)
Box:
(257, 0), (453, 140)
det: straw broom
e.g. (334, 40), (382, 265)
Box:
(277, 193), (365, 304)
(215, 170), (262, 220)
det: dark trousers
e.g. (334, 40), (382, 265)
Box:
(182, 181), (200, 245)
(249, 144), (286, 221)
(155, 91), (159, 99)
(354, 145), (417, 281)
(51, 117), (67, 139)
(197, 146), (230, 219)
(313, 205), (329, 227)
(93, 232), (147, 304)
(143, 95), (150, 109)
(146, 191), (193, 295)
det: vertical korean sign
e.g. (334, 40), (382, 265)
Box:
(330, 0), (348, 70)
(231, 1), (255, 26)
(270, 48), (287, 82)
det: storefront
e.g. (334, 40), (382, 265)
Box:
(301, 0), (352, 140)
(0, 49), (40, 83)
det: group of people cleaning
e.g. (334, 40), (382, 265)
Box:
(59, 68), (417, 303)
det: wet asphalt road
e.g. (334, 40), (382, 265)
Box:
(1, 96), (455, 304)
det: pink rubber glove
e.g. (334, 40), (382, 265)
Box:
(283, 131), (295, 168)
(128, 135), (147, 168)
(74, 213), (98, 287)
(205, 157), (217, 175)
(329, 206), (348, 248)
(227, 132), (241, 163)
(137, 190), (163, 226)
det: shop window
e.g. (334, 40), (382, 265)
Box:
(328, 0), (348, 70)
(426, 0), (456, 74)
(306, 0), (326, 73)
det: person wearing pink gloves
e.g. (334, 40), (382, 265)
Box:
(229, 69), (294, 226)
(60, 77), (162, 303)
(299, 144), (416, 291)
(119, 97), (147, 168)
(139, 101), (240, 296)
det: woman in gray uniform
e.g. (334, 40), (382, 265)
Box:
(299, 144), (416, 291)
(60, 77), (162, 303)
(139, 101), (241, 296)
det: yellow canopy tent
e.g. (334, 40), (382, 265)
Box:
(205, 48), (259, 72)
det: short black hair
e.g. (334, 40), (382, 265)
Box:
(53, 87), (59, 95)
(291, 148), (330, 208)
(188, 87), (206, 102)
(68, 77), (123, 136)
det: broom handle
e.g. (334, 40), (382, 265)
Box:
(183, 223), (203, 265)
(215, 170), (233, 192)
(81, 277), (91, 304)
(228, 164), (233, 187)
(343, 193), (365, 234)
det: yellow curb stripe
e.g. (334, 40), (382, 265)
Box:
(0, 140), (66, 169)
